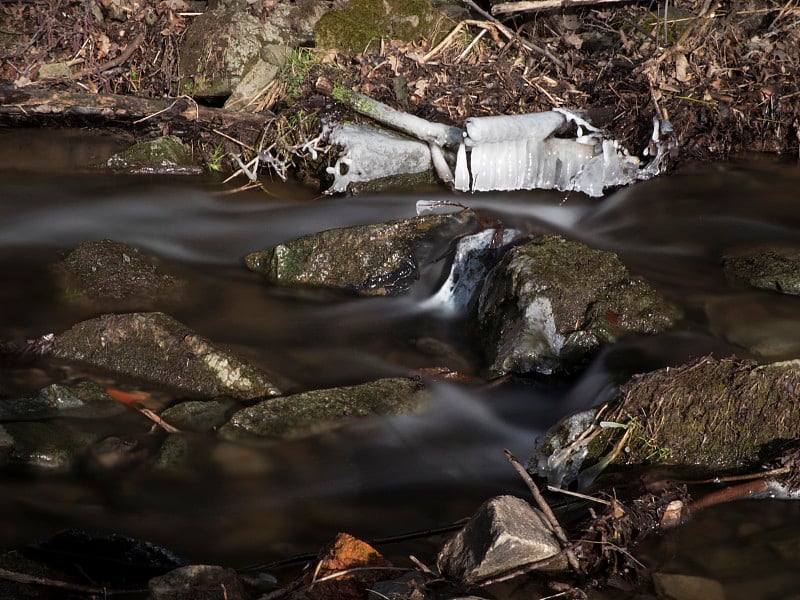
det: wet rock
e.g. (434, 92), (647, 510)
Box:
(314, 0), (452, 53)
(106, 135), (201, 174)
(722, 245), (800, 295)
(368, 572), (428, 600)
(0, 380), (125, 421)
(218, 377), (425, 442)
(437, 495), (566, 585)
(86, 435), (150, 473)
(25, 529), (187, 584)
(533, 356), (800, 487)
(160, 399), (238, 433)
(421, 227), (524, 313)
(1, 421), (96, 470)
(150, 434), (199, 476)
(54, 240), (186, 310)
(652, 573), (724, 600)
(149, 564), (248, 600)
(49, 312), (281, 400)
(476, 235), (681, 376)
(244, 210), (477, 296)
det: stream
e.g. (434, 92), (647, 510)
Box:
(2, 129), (800, 597)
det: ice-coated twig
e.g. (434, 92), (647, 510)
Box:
(428, 142), (454, 187)
(334, 89), (463, 148)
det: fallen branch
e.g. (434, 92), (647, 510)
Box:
(461, 0), (565, 69)
(73, 31), (146, 79)
(492, 0), (633, 16)
(0, 85), (270, 144)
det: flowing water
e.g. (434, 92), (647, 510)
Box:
(2, 129), (800, 595)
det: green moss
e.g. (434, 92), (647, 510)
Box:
(314, 0), (453, 53)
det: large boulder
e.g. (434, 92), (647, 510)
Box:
(244, 210), (477, 296)
(54, 240), (186, 310)
(47, 312), (281, 400)
(532, 356), (800, 488)
(476, 235), (681, 376)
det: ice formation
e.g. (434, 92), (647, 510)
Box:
(454, 111), (644, 197)
(325, 122), (432, 193)
(322, 92), (672, 196)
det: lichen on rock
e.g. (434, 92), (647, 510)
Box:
(218, 377), (426, 442)
(49, 312), (281, 400)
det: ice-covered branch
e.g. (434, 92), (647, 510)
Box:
(318, 88), (672, 197)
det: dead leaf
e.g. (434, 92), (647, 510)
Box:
(675, 53), (691, 82)
(96, 33), (111, 59)
(563, 33), (583, 50)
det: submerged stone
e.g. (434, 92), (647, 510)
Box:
(1, 421), (96, 470)
(219, 377), (426, 442)
(49, 312), (281, 400)
(437, 495), (566, 585)
(476, 235), (681, 376)
(54, 240), (186, 310)
(149, 564), (248, 600)
(244, 210), (477, 296)
(722, 245), (800, 295)
(533, 356), (800, 487)
(106, 135), (200, 174)
(0, 380), (125, 421)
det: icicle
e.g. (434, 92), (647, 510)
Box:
(454, 141), (470, 191)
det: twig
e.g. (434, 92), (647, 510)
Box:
(74, 32), (146, 79)
(504, 449), (581, 573)
(310, 566), (409, 586)
(461, 0), (565, 69)
(0, 567), (146, 596)
(211, 128), (257, 152)
(547, 486), (612, 506)
(138, 407), (180, 433)
(133, 95), (199, 124)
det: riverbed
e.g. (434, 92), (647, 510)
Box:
(2, 129), (800, 597)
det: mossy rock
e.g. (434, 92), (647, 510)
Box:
(106, 136), (199, 174)
(244, 210), (477, 296)
(177, 9), (266, 98)
(722, 245), (800, 295)
(314, 0), (453, 53)
(50, 312), (282, 400)
(54, 240), (186, 309)
(218, 377), (427, 442)
(532, 356), (800, 487)
(476, 235), (682, 376)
